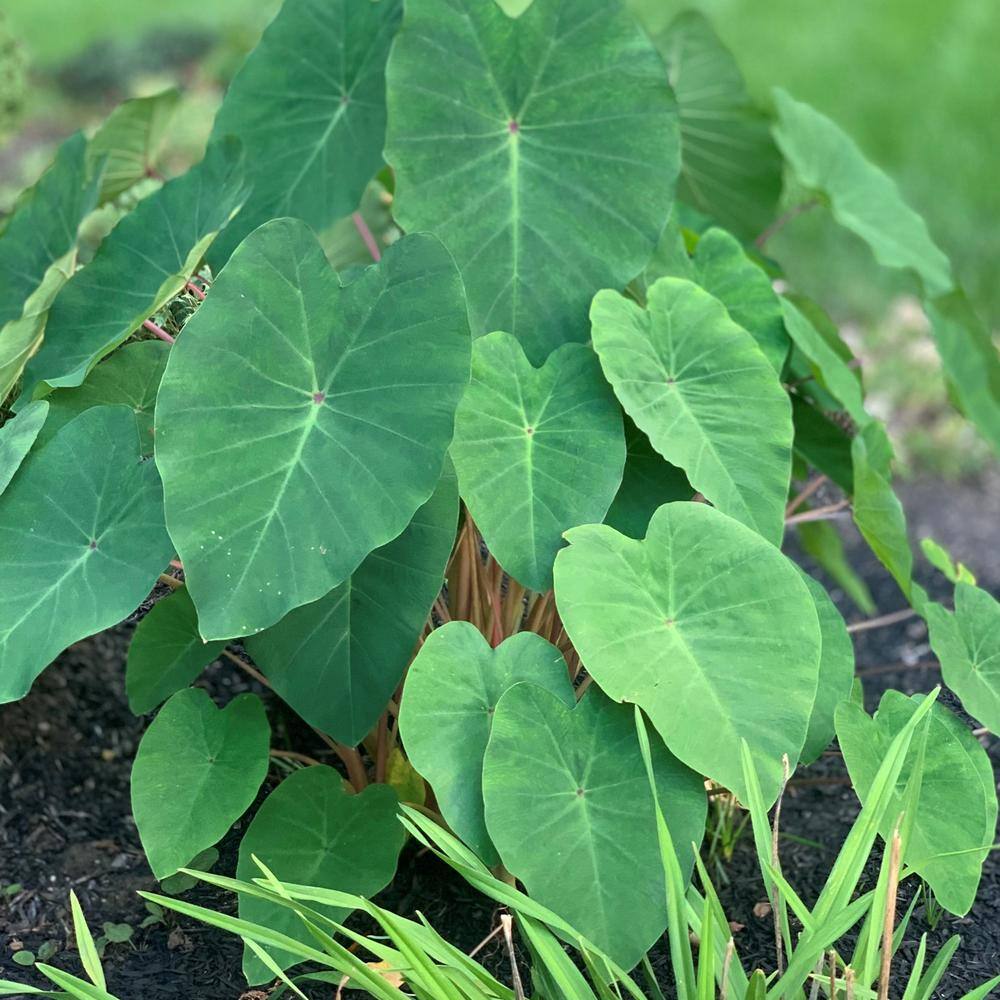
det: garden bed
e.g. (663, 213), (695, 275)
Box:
(2, 470), (999, 999)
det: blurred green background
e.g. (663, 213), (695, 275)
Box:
(2, 0), (997, 475)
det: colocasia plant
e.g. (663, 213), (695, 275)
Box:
(1, 0), (999, 986)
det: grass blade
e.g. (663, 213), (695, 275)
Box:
(636, 707), (696, 1000)
(68, 891), (105, 991)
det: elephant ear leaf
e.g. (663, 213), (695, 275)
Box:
(483, 682), (706, 970)
(0, 405), (174, 704)
(131, 688), (271, 880)
(555, 502), (821, 802)
(591, 277), (793, 545)
(385, 0), (680, 362)
(658, 11), (782, 240)
(927, 583), (1000, 735)
(604, 416), (692, 540)
(237, 768), (405, 984)
(20, 137), (250, 399)
(155, 220), (471, 640)
(0, 132), (101, 400)
(39, 340), (169, 455)
(772, 88), (952, 297)
(689, 228), (789, 373)
(836, 691), (996, 916)
(797, 568), (855, 765)
(207, 0), (403, 267)
(88, 88), (181, 202)
(126, 587), (228, 716)
(450, 332), (625, 590)
(398, 622), (574, 865)
(0, 400), (48, 497)
(0, 132), (99, 329)
(245, 461), (459, 746)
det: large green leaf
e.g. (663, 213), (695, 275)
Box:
(154, 220), (470, 640)
(604, 415), (692, 539)
(208, 0), (402, 267)
(0, 406), (173, 703)
(655, 11), (782, 240)
(20, 138), (249, 398)
(687, 228), (788, 372)
(925, 290), (1000, 455)
(554, 502), (821, 801)
(385, 0), (680, 363)
(772, 88), (952, 297)
(836, 691), (996, 915)
(790, 395), (854, 493)
(245, 462), (459, 746)
(0, 257), (75, 406)
(37, 340), (169, 454)
(798, 569), (854, 765)
(0, 400), (48, 496)
(926, 583), (1000, 735)
(450, 332), (624, 590)
(398, 621), (574, 865)
(0, 133), (100, 400)
(131, 688), (270, 879)
(591, 277), (793, 545)
(483, 683), (706, 969)
(237, 767), (405, 983)
(126, 588), (227, 715)
(88, 88), (181, 203)
(850, 429), (913, 600)
(782, 297), (869, 425)
(0, 132), (98, 328)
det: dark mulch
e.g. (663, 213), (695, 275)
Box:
(1, 471), (998, 999)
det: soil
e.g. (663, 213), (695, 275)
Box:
(1, 470), (998, 999)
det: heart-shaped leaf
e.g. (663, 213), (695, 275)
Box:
(591, 277), (793, 544)
(237, 768), (405, 983)
(688, 228), (788, 372)
(38, 340), (169, 455)
(655, 12), (782, 240)
(126, 587), (227, 715)
(851, 428), (914, 600)
(132, 688), (270, 880)
(0, 405), (173, 703)
(782, 297), (869, 426)
(398, 621), (574, 864)
(245, 461), (459, 746)
(0, 400), (48, 496)
(554, 502), (821, 801)
(0, 133), (101, 399)
(791, 395), (854, 492)
(0, 132), (98, 328)
(483, 683), (706, 969)
(88, 88), (181, 203)
(798, 568), (854, 764)
(155, 219), (471, 640)
(772, 88), (952, 297)
(385, 0), (680, 362)
(20, 138), (249, 398)
(451, 332), (624, 590)
(208, 0), (402, 266)
(836, 691), (996, 915)
(604, 416), (692, 539)
(927, 583), (1000, 735)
